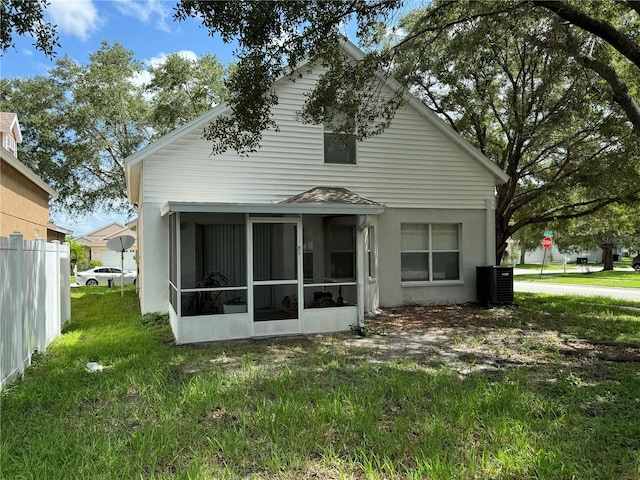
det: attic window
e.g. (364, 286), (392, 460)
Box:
(324, 109), (356, 165)
(6, 135), (16, 155)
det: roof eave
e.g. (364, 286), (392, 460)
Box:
(403, 95), (510, 184)
(340, 39), (509, 185)
(0, 146), (57, 198)
(161, 201), (385, 217)
(124, 102), (231, 170)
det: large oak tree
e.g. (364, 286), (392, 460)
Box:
(174, 0), (640, 148)
(175, 0), (640, 261)
(394, 5), (640, 262)
(0, 42), (229, 213)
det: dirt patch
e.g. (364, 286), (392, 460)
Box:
(185, 304), (640, 377)
(336, 304), (640, 374)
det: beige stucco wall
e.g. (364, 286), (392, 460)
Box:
(0, 160), (50, 240)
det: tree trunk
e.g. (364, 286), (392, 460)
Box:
(601, 243), (614, 270)
(496, 240), (508, 266)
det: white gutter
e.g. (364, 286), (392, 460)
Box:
(160, 201), (385, 217)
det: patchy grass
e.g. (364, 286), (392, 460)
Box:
(2, 288), (640, 479)
(518, 270), (640, 288)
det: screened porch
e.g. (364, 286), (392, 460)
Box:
(164, 197), (383, 342)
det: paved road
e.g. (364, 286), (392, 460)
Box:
(514, 281), (640, 302)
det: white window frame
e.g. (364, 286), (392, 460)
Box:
(400, 223), (463, 286)
(323, 108), (357, 165)
(5, 135), (16, 155)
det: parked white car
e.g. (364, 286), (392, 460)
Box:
(76, 267), (137, 286)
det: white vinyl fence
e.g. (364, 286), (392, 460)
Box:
(1, 233), (71, 390)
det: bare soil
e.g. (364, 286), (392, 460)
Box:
(192, 304), (640, 377)
(337, 304), (640, 374)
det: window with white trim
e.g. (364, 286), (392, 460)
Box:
(401, 223), (461, 282)
(323, 109), (356, 164)
(6, 135), (16, 155)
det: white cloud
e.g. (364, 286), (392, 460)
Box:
(129, 50), (199, 89)
(113, 0), (173, 33)
(21, 48), (34, 57)
(130, 70), (152, 89)
(47, 0), (101, 41)
(146, 50), (198, 68)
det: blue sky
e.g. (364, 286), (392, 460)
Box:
(2, 0), (238, 79)
(2, 0), (242, 236)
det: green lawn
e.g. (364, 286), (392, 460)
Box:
(518, 270), (640, 288)
(2, 288), (640, 479)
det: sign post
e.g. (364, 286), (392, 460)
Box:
(540, 236), (553, 275)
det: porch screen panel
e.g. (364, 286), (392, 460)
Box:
(324, 218), (356, 281)
(200, 224), (246, 288)
(253, 223), (297, 281)
(169, 214), (178, 312)
(253, 224), (272, 283)
(303, 215), (358, 309)
(252, 223), (298, 313)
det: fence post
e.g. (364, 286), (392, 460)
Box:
(52, 240), (61, 336)
(36, 237), (47, 352)
(62, 242), (71, 324)
(9, 233), (24, 377)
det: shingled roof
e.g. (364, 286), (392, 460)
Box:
(279, 187), (383, 206)
(0, 112), (22, 143)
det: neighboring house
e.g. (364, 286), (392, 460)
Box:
(47, 222), (72, 243)
(74, 221), (137, 271)
(0, 112), (59, 241)
(125, 41), (509, 344)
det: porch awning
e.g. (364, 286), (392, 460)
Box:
(161, 187), (385, 216)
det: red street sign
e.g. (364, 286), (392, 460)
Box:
(542, 237), (552, 249)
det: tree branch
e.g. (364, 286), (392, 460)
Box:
(531, 0), (640, 69)
(573, 55), (640, 135)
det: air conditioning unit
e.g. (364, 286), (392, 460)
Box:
(476, 266), (514, 306)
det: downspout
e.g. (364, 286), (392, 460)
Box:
(485, 199), (494, 265)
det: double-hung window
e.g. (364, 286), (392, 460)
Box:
(324, 109), (356, 164)
(401, 223), (461, 282)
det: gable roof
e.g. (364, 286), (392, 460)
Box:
(75, 222), (126, 244)
(47, 222), (72, 236)
(339, 41), (509, 185)
(0, 112), (23, 143)
(125, 40), (509, 204)
(74, 235), (92, 243)
(104, 225), (136, 241)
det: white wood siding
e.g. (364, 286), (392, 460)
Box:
(142, 66), (496, 210)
